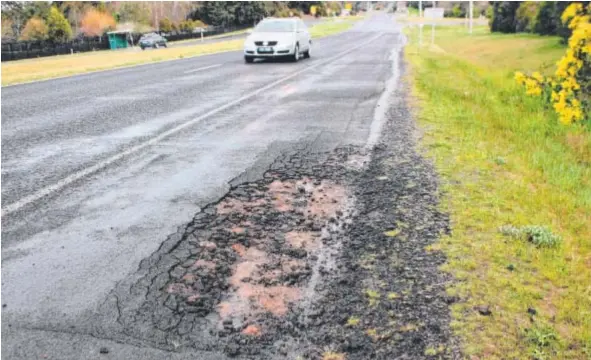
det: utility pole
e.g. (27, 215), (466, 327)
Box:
(469, 0), (473, 34)
(419, 0), (422, 18)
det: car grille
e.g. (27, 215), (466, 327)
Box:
(254, 41), (278, 46)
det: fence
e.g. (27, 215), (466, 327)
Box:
(1, 37), (110, 61)
(1, 25), (250, 62)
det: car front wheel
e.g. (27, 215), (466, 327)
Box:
(245, 56), (254, 64)
(292, 44), (300, 62)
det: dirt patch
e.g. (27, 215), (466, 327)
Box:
(286, 231), (319, 251)
(242, 325), (262, 336)
(216, 197), (266, 215)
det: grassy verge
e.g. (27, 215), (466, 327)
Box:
(405, 25), (591, 359)
(398, 17), (488, 26)
(1, 40), (244, 86)
(308, 18), (360, 38)
(1, 18), (362, 86)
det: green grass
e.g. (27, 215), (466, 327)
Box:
(1, 18), (362, 86)
(405, 25), (591, 359)
(407, 7), (419, 17)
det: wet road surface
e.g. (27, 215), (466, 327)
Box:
(2, 13), (456, 360)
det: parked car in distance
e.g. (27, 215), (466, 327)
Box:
(139, 33), (168, 50)
(243, 17), (311, 63)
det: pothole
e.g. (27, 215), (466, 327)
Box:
(99, 148), (361, 357)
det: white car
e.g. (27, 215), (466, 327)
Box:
(243, 18), (312, 63)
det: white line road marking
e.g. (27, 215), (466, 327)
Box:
(2, 33), (384, 216)
(184, 64), (222, 74)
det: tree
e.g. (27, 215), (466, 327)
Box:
(116, 2), (152, 26)
(1, 1), (51, 38)
(522, 1), (575, 40)
(515, 2), (539, 33)
(287, 1), (322, 14)
(19, 16), (48, 41)
(191, 2), (235, 27)
(2, 16), (15, 40)
(60, 2), (91, 36)
(490, 1), (521, 33)
(159, 17), (173, 32)
(234, 1), (267, 24)
(190, 2), (268, 27)
(80, 8), (115, 36)
(46, 6), (72, 42)
(2, 1), (24, 37)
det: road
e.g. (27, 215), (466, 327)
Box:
(2, 13), (455, 360)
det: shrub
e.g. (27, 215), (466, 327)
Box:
(452, 4), (466, 18)
(515, 3), (590, 125)
(19, 16), (48, 41)
(179, 20), (193, 32)
(486, 6), (493, 19)
(159, 17), (173, 33)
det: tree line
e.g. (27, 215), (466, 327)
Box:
(1, 1), (357, 43)
(489, 1), (585, 42)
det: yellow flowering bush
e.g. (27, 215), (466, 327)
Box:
(515, 3), (590, 125)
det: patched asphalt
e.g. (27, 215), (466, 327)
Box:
(1, 12), (459, 360)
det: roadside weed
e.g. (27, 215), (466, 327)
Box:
(499, 225), (562, 248)
(322, 351), (346, 360)
(346, 316), (360, 326)
(365, 289), (381, 307)
(525, 323), (560, 360)
(384, 228), (401, 237)
(387, 292), (399, 300)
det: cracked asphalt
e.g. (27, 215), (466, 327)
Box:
(2, 12), (458, 360)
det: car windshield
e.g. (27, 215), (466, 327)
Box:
(254, 20), (295, 33)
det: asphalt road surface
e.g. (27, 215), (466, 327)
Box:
(1, 13), (444, 360)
